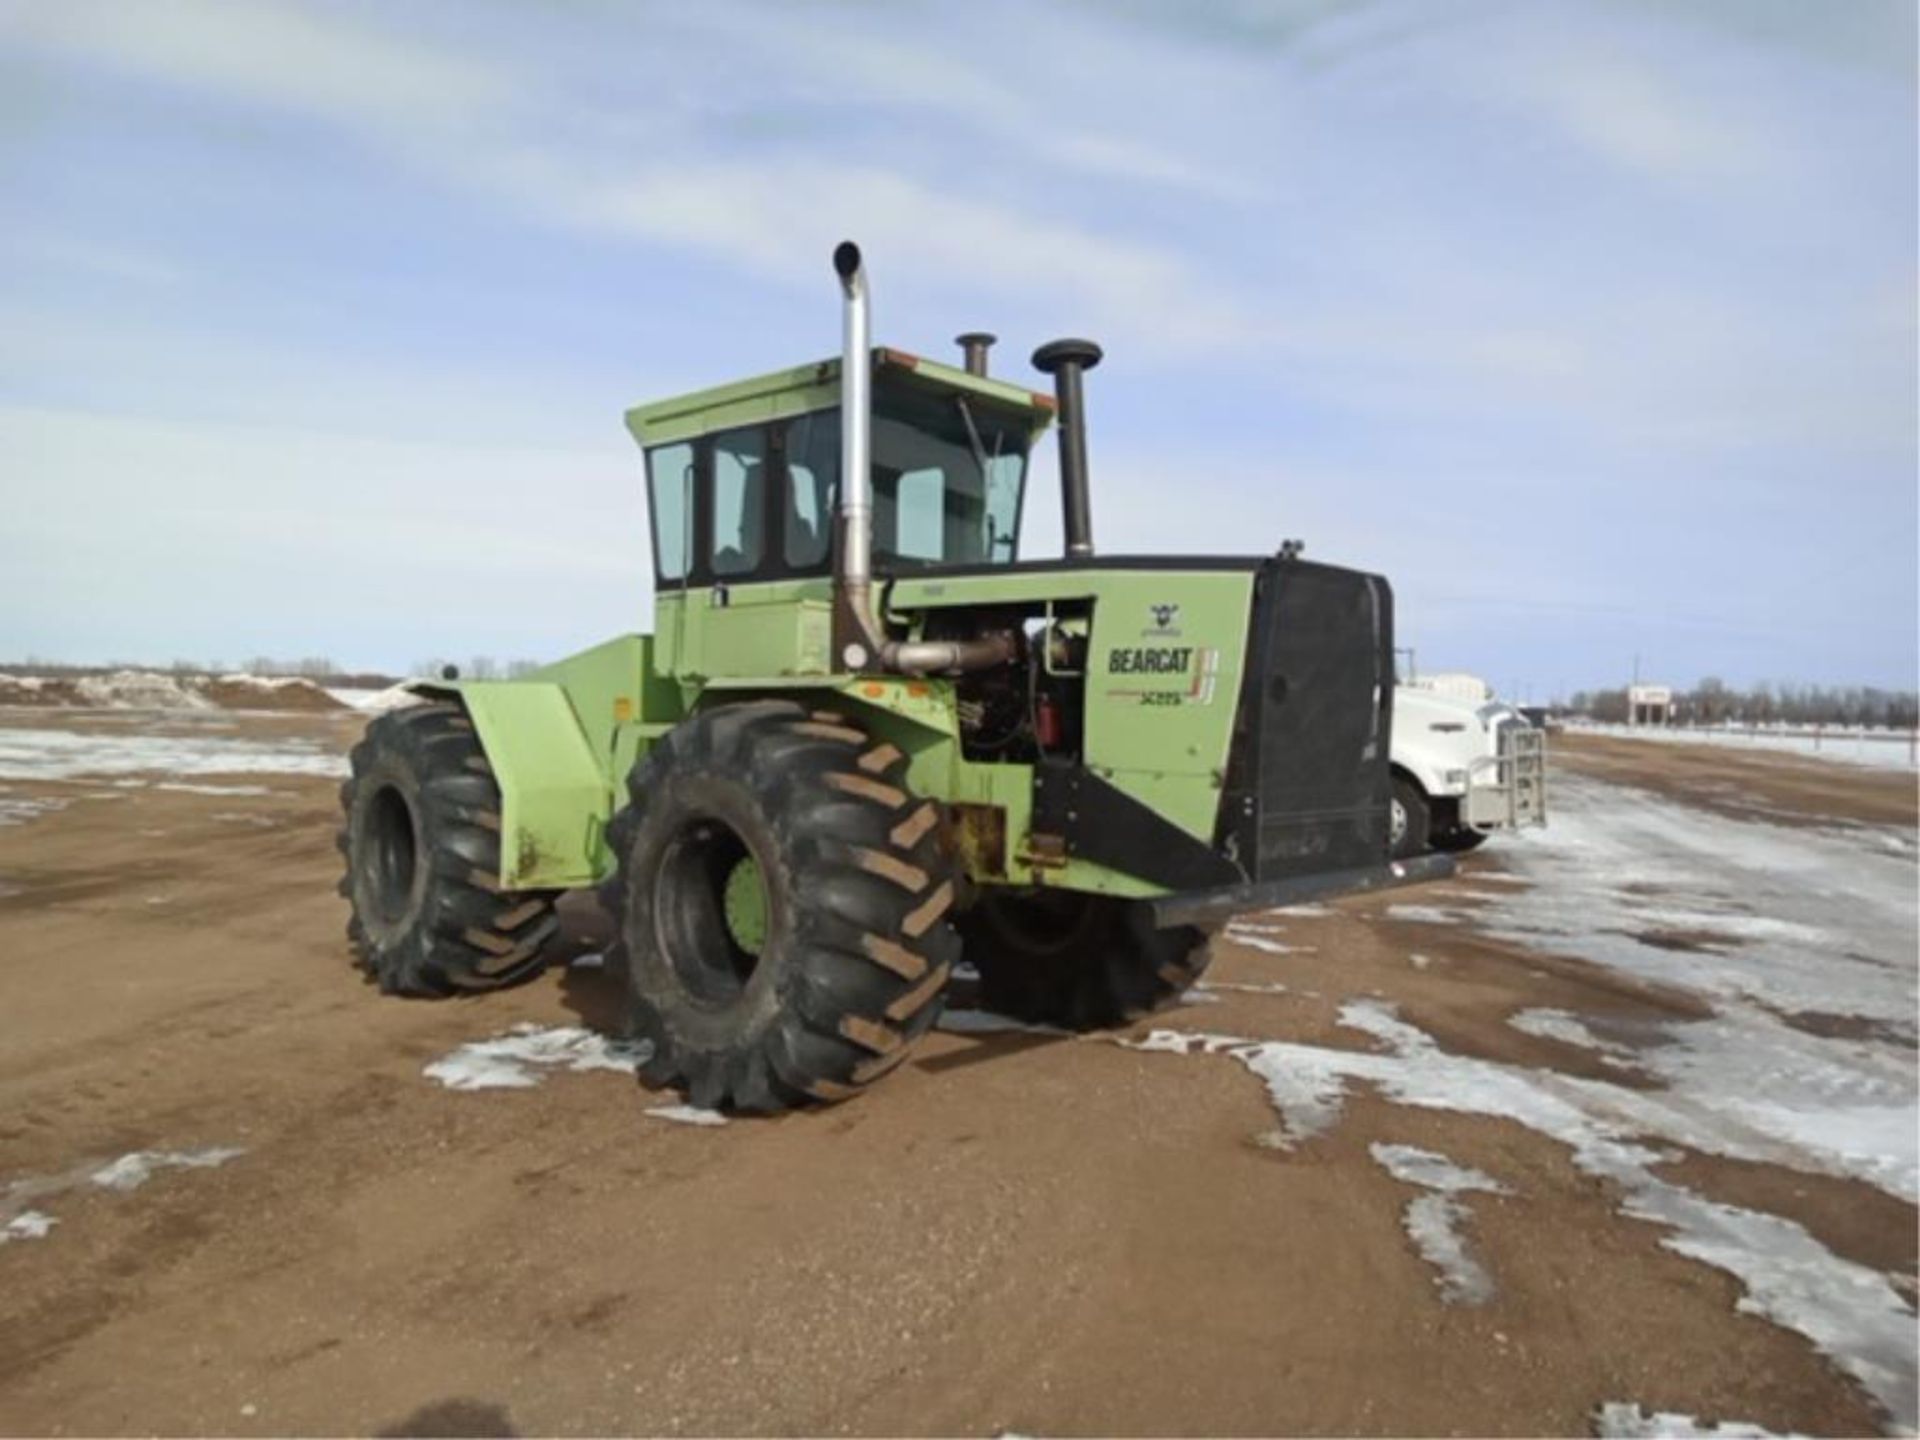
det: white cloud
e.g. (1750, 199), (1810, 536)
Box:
(1526, 52), (1778, 182)
(1, 0), (510, 136)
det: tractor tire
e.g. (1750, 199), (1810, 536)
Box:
(338, 701), (559, 995)
(1389, 774), (1430, 860)
(605, 701), (959, 1112)
(960, 890), (1213, 1030)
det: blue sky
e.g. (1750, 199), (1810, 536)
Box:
(1, 0), (1913, 697)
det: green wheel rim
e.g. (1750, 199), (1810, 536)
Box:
(721, 854), (768, 955)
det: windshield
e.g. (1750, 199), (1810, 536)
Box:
(785, 383), (1030, 571)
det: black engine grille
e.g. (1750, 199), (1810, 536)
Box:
(1217, 558), (1394, 880)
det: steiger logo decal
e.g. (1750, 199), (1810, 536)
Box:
(1144, 602), (1181, 637)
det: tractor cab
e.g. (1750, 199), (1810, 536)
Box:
(626, 351), (1055, 592)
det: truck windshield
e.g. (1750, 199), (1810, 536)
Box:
(784, 385), (1029, 571)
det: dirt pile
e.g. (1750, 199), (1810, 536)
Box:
(0, 670), (346, 714)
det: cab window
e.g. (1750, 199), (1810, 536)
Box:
(647, 441), (693, 583)
(711, 429), (766, 577)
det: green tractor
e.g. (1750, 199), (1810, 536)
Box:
(337, 242), (1449, 1111)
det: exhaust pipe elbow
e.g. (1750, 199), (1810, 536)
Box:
(833, 240), (864, 292)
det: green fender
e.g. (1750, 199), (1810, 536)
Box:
(410, 635), (677, 891)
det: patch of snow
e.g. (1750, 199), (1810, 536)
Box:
(90, 1147), (245, 1192)
(74, 670), (215, 711)
(1402, 1194), (1494, 1305)
(1409, 952), (1433, 970)
(1568, 720), (1917, 773)
(0, 795), (66, 827)
(1383, 904), (1466, 925)
(325, 684), (423, 713)
(1196, 979), (1293, 996)
(1508, 1008), (1634, 1058)
(1371, 1142), (1509, 1305)
(154, 782), (273, 796)
(1370, 1142), (1507, 1195)
(645, 1104), (728, 1127)
(424, 1024), (646, 1090)
(1480, 774), (1918, 1202)
(1131, 1006), (1918, 1427)
(0, 728), (347, 783)
(567, 951), (606, 970)
(0, 1210), (57, 1245)
(1594, 1401), (1787, 1437)
(1223, 927), (1309, 956)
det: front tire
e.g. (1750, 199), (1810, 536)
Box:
(338, 701), (559, 994)
(607, 702), (959, 1112)
(1389, 774), (1431, 860)
(960, 890), (1213, 1029)
(1432, 825), (1489, 854)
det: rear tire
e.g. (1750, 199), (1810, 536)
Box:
(338, 701), (559, 995)
(1389, 774), (1430, 860)
(960, 890), (1213, 1029)
(606, 702), (959, 1112)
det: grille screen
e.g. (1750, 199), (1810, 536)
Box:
(1220, 560), (1394, 879)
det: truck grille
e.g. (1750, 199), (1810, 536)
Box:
(1217, 559), (1395, 881)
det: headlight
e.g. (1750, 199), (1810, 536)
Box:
(1444, 768), (1468, 786)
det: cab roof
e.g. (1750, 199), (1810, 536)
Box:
(624, 347), (1057, 448)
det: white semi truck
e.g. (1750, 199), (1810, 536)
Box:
(1389, 685), (1548, 859)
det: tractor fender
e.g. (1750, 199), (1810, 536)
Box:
(409, 679), (613, 891)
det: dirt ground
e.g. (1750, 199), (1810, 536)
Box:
(0, 713), (1912, 1437)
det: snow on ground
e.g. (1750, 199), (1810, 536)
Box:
(1369, 1143), (1509, 1305)
(1132, 1002), (1917, 1428)
(1484, 774), (1918, 1200)
(73, 671), (215, 710)
(0, 1211), (57, 1246)
(644, 1104), (729, 1127)
(0, 793), (68, 826)
(1382, 903), (1471, 925)
(2, 1146), (244, 1246)
(324, 684), (423, 713)
(154, 782), (274, 796)
(0, 728), (347, 783)
(424, 1024), (647, 1090)
(1507, 1007), (1636, 1063)
(89, 1147), (246, 1192)
(1569, 721), (1917, 772)
(1594, 1402), (1785, 1438)
(1223, 918), (1315, 955)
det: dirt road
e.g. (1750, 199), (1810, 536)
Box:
(1, 715), (1913, 1436)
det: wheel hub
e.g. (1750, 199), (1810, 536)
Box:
(721, 854), (767, 955)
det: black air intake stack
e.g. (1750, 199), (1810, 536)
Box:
(1032, 338), (1101, 559)
(955, 332), (996, 376)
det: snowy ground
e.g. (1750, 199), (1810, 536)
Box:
(0, 726), (348, 783)
(1137, 771), (1919, 1429)
(1568, 721), (1918, 772)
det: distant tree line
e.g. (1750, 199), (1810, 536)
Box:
(1567, 678), (1918, 729)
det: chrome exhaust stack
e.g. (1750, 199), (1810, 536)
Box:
(831, 242), (1019, 677)
(832, 240), (877, 667)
